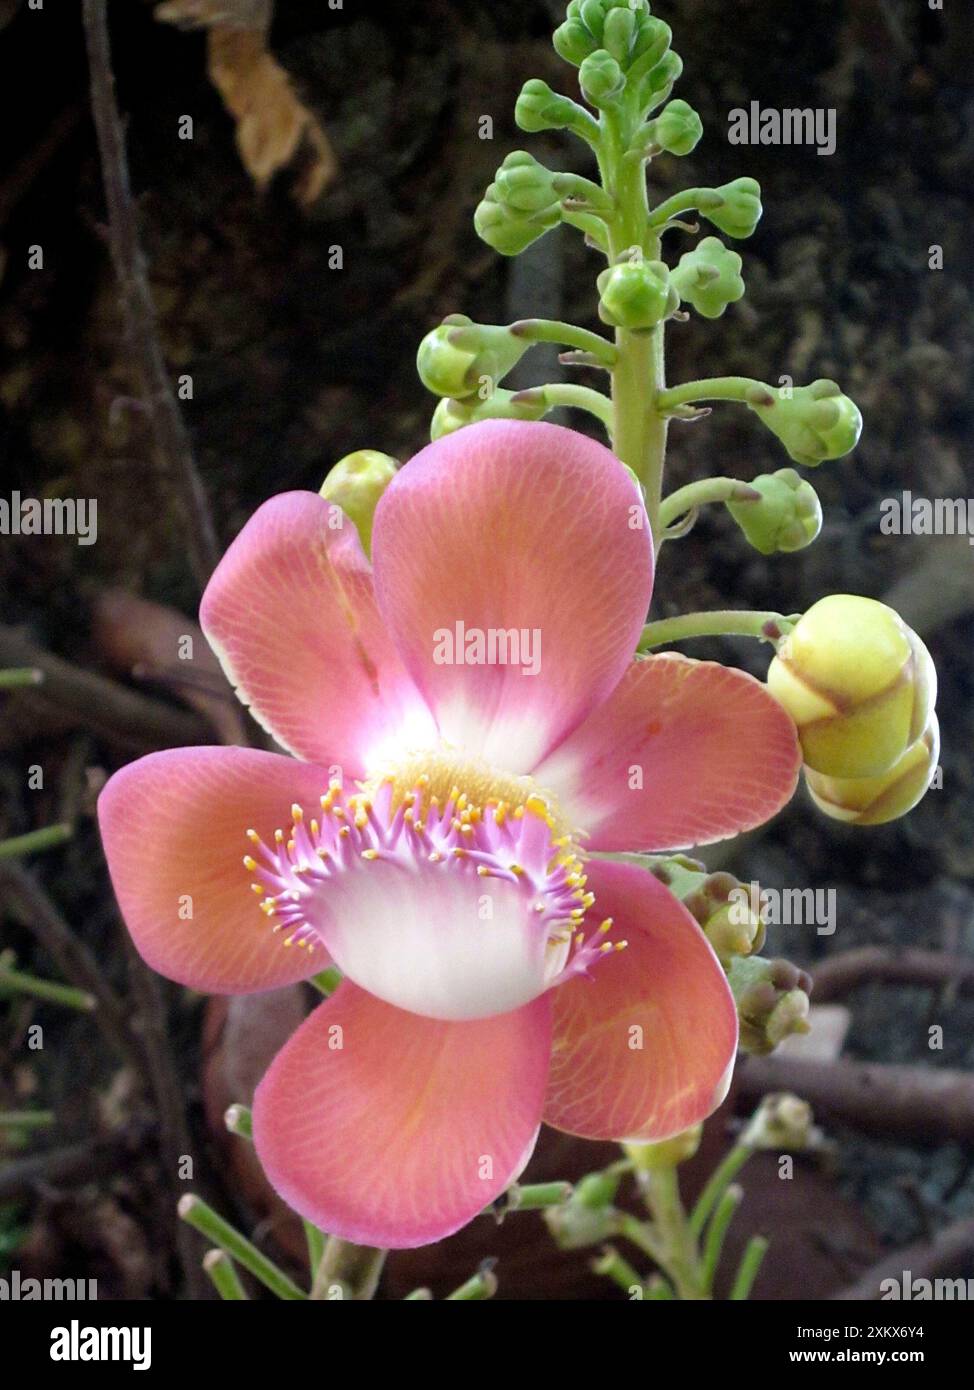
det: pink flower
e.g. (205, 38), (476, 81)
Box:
(99, 420), (800, 1249)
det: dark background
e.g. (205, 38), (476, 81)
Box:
(0, 0), (972, 1299)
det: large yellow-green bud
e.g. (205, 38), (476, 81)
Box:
(319, 450), (397, 558)
(726, 468), (822, 555)
(767, 595), (937, 779)
(804, 713), (940, 826)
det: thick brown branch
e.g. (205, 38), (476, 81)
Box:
(82, 0), (221, 591)
(738, 1056), (974, 1146)
(813, 947), (974, 1002)
(833, 1215), (974, 1300)
(0, 624), (214, 751)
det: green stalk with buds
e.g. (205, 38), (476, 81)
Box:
(417, 0), (862, 547)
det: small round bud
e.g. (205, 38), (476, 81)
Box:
(650, 98), (703, 155)
(579, 48), (626, 107)
(430, 386), (547, 440)
(767, 595), (938, 779)
(703, 177), (763, 239)
(805, 713), (940, 826)
(631, 14), (671, 67)
(671, 236), (744, 319)
(494, 151), (559, 214)
(726, 467), (822, 555)
(319, 450), (397, 557)
(741, 1094), (815, 1150)
(624, 1126), (703, 1170)
(417, 316), (531, 400)
(515, 79), (578, 133)
(474, 183), (558, 257)
(635, 49), (683, 109)
(602, 6), (637, 66)
(553, 14), (598, 67)
(597, 257), (676, 329)
(730, 955), (812, 1056)
(747, 379), (862, 467)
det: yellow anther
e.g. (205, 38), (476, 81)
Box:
(250, 884), (265, 897)
(243, 855), (257, 871)
(614, 940), (628, 952)
(246, 829), (260, 843)
(362, 849), (379, 861)
(598, 918), (614, 935)
(274, 829), (284, 844)
(291, 804), (304, 823)
(310, 819), (319, 837)
(509, 862), (524, 877)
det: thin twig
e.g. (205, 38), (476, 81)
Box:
(0, 861), (134, 1062)
(82, 0), (221, 592)
(0, 1124), (153, 1203)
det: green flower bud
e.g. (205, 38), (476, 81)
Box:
(659, 859), (765, 966)
(417, 315), (531, 400)
(631, 14), (671, 67)
(494, 150), (560, 214)
(624, 1126), (703, 1170)
(741, 1094), (816, 1150)
(804, 713), (940, 826)
(767, 595), (937, 778)
(318, 450), (397, 557)
(430, 386), (547, 440)
(515, 79), (581, 133)
(747, 379), (862, 466)
(671, 236), (744, 319)
(635, 49), (683, 109)
(544, 1167), (621, 1250)
(602, 5), (637, 66)
(597, 257), (676, 329)
(579, 49), (626, 107)
(729, 955), (812, 1056)
(703, 176), (763, 239)
(474, 176), (560, 257)
(649, 98), (703, 155)
(726, 467), (822, 555)
(553, 14), (598, 67)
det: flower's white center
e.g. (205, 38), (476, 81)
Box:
(243, 753), (623, 1022)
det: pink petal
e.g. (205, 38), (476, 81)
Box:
(98, 746), (332, 993)
(544, 860), (737, 1142)
(534, 654), (801, 851)
(200, 492), (436, 776)
(253, 984), (552, 1248)
(371, 420), (654, 772)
